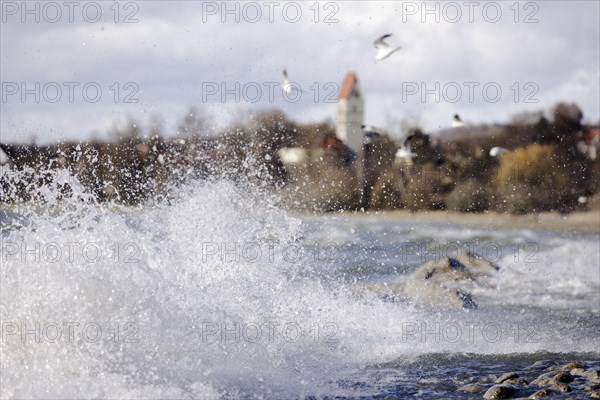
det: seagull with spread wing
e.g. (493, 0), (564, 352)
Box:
(452, 114), (465, 128)
(395, 132), (417, 160)
(373, 34), (401, 61)
(282, 69), (300, 96)
(489, 147), (508, 157)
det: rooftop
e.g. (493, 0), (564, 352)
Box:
(338, 71), (359, 100)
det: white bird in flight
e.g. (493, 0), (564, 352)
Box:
(489, 146), (508, 157)
(361, 125), (382, 144)
(452, 114), (465, 128)
(282, 69), (300, 96)
(361, 124), (381, 133)
(373, 34), (401, 61)
(395, 132), (417, 160)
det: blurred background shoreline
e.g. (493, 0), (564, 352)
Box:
(322, 209), (600, 233)
(2, 102), (599, 216)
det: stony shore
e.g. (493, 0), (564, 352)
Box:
(344, 210), (600, 234)
(456, 360), (600, 399)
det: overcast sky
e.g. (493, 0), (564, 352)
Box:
(1, 0), (599, 144)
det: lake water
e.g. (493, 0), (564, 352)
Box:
(1, 180), (599, 398)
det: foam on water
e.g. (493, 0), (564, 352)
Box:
(1, 170), (599, 398)
(488, 237), (600, 310)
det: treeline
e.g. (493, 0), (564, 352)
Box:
(388, 103), (600, 214)
(0, 109), (329, 205)
(1, 103), (599, 214)
(273, 102), (599, 214)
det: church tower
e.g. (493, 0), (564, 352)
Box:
(336, 72), (364, 153)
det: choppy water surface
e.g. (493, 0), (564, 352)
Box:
(1, 178), (599, 398)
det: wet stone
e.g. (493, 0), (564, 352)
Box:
(483, 385), (516, 399)
(550, 372), (574, 384)
(531, 372), (555, 386)
(528, 389), (555, 399)
(571, 367), (587, 376)
(496, 372), (519, 384)
(503, 378), (528, 385)
(526, 360), (553, 370)
(550, 382), (572, 392)
(560, 362), (584, 370)
(586, 369), (600, 383)
(457, 383), (485, 393)
(591, 391), (600, 399)
(582, 384), (600, 391)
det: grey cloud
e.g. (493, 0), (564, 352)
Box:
(1, 1), (598, 144)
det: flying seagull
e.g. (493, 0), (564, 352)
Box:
(489, 146), (508, 157)
(361, 124), (381, 133)
(452, 114), (465, 128)
(373, 34), (401, 61)
(282, 69), (300, 96)
(395, 132), (417, 160)
(361, 125), (382, 144)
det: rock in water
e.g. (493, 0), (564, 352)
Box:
(456, 290), (477, 309)
(550, 383), (571, 392)
(483, 385), (516, 399)
(528, 389), (555, 398)
(503, 378), (528, 385)
(496, 372), (519, 383)
(403, 253), (499, 309)
(531, 372), (554, 386)
(457, 383), (485, 393)
(560, 362), (584, 370)
(526, 360), (554, 370)
(586, 369), (600, 383)
(550, 372), (574, 384)
(583, 384), (600, 391)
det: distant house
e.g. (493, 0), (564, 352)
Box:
(577, 127), (599, 160)
(336, 72), (364, 153)
(277, 147), (307, 165)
